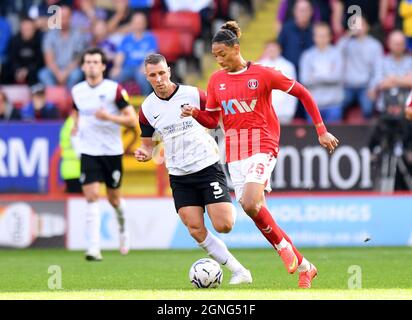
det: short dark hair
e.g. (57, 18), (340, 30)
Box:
(212, 21), (241, 47)
(80, 47), (107, 65)
(144, 53), (167, 66)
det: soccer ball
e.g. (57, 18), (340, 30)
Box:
(189, 258), (223, 289)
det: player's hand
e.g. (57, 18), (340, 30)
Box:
(319, 132), (339, 154)
(405, 107), (412, 121)
(180, 105), (194, 118)
(134, 148), (152, 162)
(95, 108), (111, 121)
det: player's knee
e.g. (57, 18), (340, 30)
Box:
(240, 198), (261, 216)
(85, 192), (99, 203)
(187, 224), (206, 241)
(214, 219), (233, 234)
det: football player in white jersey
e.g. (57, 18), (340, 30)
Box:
(72, 48), (138, 261)
(134, 54), (252, 285)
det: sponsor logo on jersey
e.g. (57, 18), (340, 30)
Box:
(248, 79), (259, 90)
(221, 99), (257, 115)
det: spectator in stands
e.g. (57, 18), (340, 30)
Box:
(128, 0), (154, 17)
(110, 12), (157, 96)
(164, 0), (214, 39)
(258, 40), (297, 124)
(71, 0), (108, 37)
(331, 0), (386, 42)
(106, 0), (134, 35)
(9, 16), (43, 85)
(278, 0), (315, 119)
(91, 19), (117, 73)
(399, 0), (412, 51)
(278, 0), (314, 74)
(28, 0), (74, 32)
(300, 23), (344, 123)
(380, 0), (400, 34)
(0, 15), (12, 80)
(38, 5), (86, 89)
(372, 30), (412, 112)
(21, 83), (60, 120)
(277, 0), (331, 26)
(0, 90), (21, 121)
(337, 16), (383, 119)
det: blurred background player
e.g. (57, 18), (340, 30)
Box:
(71, 47), (138, 261)
(134, 53), (252, 285)
(182, 21), (339, 288)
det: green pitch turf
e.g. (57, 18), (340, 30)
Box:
(0, 247), (411, 299)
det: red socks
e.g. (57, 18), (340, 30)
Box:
(252, 206), (303, 264)
(251, 206), (284, 248)
(279, 227), (303, 265)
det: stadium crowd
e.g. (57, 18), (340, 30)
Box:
(0, 0), (412, 124)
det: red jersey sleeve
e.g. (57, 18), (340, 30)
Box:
(265, 67), (296, 93)
(205, 76), (221, 111)
(197, 88), (207, 111)
(264, 65), (327, 136)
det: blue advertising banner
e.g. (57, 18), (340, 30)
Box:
(170, 195), (412, 248)
(0, 122), (62, 193)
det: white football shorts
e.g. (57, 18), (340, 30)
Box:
(228, 153), (277, 201)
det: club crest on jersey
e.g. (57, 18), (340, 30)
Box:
(219, 83), (226, 91)
(248, 79), (259, 90)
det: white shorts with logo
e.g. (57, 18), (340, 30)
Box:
(228, 153), (277, 201)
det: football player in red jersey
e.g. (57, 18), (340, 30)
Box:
(181, 21), (339, 288)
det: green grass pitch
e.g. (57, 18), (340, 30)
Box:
(0, 247), (411, 300)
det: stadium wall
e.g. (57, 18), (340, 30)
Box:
(1, 194), (411, 249)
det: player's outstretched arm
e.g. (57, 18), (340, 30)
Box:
(288, 81), (340, 153)
(134, 138), (154, 162)
(180, 105), (220, 129)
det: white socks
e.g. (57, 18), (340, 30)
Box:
(113, 199), (127, 233)
(198, 230), (245, 273)
(274, 238), (288, 251)
(297, 257), (311, 273)
(86, 201), (100, 253)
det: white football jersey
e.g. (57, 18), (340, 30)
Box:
(72, 79), (129, 156)
(140, 84), (220, 175)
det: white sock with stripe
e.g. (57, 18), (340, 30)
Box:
(86, 201), (100, 254)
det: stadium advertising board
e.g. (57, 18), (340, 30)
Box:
(0, 199), (65, 248)
(66, 198), (180, 250)
(67, 195), (412, 249)
(0, 122), (62, 193)
(221, 124), (374, 191)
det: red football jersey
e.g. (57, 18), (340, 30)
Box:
(206, 62), (296, 162)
